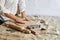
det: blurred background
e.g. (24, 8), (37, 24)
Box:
(25, 0), (60, 17)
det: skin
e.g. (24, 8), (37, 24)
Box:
(16, 4), (30, 21)
(21, 11), (26, 18)
(21, 11), (30, 21)
(4, 22), (31, 33)
(4, 13), (25, 24)
(4, 2), (30, 24)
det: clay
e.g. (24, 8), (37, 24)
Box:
(26, 25), (40, 29)
(40, 19), (45, 23)
(40, 28), (46, 31)
(3, 21), (43, 35)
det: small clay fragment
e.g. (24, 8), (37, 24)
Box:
(31, 30), (36, 35)
(40, 19), (45, 23)
(6, 29), (17, 33)
(26, 25), (40, 29)
(40, 28), (46, 31)
(34, 15), (38, 18)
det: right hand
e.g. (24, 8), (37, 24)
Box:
(15, 18), (25, 24)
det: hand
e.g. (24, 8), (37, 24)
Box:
(23, 17), (31, 21)
(15, 18), (25, 24)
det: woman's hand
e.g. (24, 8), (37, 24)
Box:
(15, 18), (25, 24)
(4, 13), (25, 24)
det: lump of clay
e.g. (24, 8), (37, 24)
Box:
(26, 25), (40, 29)
(40, 19), (45, 23)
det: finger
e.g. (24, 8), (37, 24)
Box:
(16, 21), (25, 24)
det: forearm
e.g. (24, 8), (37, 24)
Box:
(21, 11), (26, 18)
(4, 22), (31, 33)
(4, 13), (18, 20)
